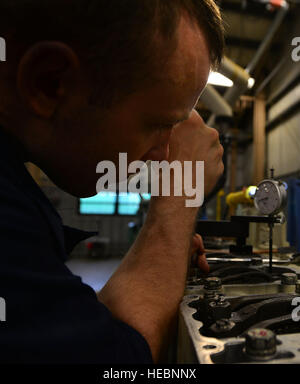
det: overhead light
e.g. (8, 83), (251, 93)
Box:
(248, 77), (256, 89)
(208, 72), (233, 87)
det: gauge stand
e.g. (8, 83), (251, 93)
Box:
(268, 220), (273, 274)
(267, 213), (285, 274)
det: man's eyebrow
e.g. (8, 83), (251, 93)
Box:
(173, 115), (190, 124)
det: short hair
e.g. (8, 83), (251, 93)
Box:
(0, 0), (224, 107)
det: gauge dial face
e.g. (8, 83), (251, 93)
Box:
(254, 181), (281, 215)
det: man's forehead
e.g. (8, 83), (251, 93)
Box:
(161, 13), (211, 83)
(148, 13), (210, 113)
(115, 14), (210, 124)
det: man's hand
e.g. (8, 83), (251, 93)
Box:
(168, 109), (224, 197)
(191, 233), (209, 273)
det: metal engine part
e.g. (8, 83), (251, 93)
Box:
(178, 263), (300, 364)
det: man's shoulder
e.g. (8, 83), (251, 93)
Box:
(0, 162), (43, 224)
(0, 159), (65, 257)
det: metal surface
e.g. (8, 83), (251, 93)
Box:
(196, 219), (249, 238)
(178, 292), (300, 364)
(206, 257), (291, 264)
(179, 258), (300, 364)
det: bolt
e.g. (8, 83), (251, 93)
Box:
(215, 318), (234, 331)
(209, 295), (228, 307)
(187, 277), (203, 286)
(208, 295), (225, 307)
(209, 297), (232, 322)
(203, 278), (222, 301)
(216, 295), (227, 304)
(245, 328), (277, 361)
(204, 277), (222, 290)
(281, 273), (298, 285)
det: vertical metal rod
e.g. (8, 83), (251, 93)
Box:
(269, 222), (273, 274)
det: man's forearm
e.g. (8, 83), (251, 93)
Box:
(97, 196), (198, 361)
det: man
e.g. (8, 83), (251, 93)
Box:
(0, 1), (224, 363)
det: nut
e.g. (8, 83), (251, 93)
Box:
(204, 277), (222, 290)
(245, 328), (277, 360)
(215, 318), (235, 331)
(281, 273), (297, 285)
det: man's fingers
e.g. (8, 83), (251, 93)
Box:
(190, 234), (210, 273)
(191, 234), (204, 254)
(194, 233), (205, 254)
(190, 234), (200, 255)
(197, 253), (210, 274)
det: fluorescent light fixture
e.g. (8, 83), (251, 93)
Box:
(208, 72), (233, 87)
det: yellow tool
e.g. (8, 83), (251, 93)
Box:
(226, 186), (257, 216)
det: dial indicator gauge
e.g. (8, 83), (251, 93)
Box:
(254, 180), (287, 216)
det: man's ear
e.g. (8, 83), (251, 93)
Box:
(17, 42), (80, 118)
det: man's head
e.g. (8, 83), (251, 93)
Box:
(0, 0), (224, 197)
